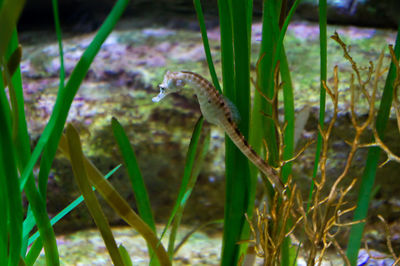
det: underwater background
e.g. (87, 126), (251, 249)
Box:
(1, 0), (400, 265)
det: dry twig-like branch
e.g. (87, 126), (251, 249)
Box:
(245, 33), (400, 265)
(377, 215), (398, 261)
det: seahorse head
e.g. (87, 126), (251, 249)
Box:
(152, 71), (186, 102)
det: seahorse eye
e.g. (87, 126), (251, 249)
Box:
(175, 79), (185, 87)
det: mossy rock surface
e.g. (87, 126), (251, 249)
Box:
(21, 17), (400, 244)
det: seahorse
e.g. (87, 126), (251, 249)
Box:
(153, 71), (284, 193)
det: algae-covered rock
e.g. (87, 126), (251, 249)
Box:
(20, 18), (400, 239)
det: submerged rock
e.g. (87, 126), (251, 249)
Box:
(20, 17), (400, 255)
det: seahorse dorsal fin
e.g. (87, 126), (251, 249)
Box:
(223, 96), (241, 124)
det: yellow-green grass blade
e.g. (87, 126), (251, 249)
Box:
(66, 124), (124, 266)
(346, 24), (400, 266)
(58, 134), (171, 265)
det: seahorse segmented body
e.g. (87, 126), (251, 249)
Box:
(153, 71), (284, 193)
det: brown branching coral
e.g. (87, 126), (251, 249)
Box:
(246, 33), (400, 265)
(245, 181), (298, 265)
(366, 45), (400, 167)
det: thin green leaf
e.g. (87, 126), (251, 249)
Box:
(24, 238), (42, 266)
(111, 118), (159, 266)
(167, 120), (210, 257)
(37, 0), (67, 196)
(174, 219), (223, 255)
(272, 0), (302, 71)
(158, 117), (204, 249)
(111, 118), (156, 230)
(307, 0), (327, 212)
(193, 0), (221, 93)
(280, 46), (295, 266)
(5, 32), (34, 259)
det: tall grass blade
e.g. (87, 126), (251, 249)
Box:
(20, 0), (130, 192)
(23, 1), (65, 258)
(0, 68), (22, 266)
(253, 0), (280, 169)
(307, 0), (328, 212)
(4, 31), (32, 262)
(167, 118), (209, 257)
(220, 0), (253, 264)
